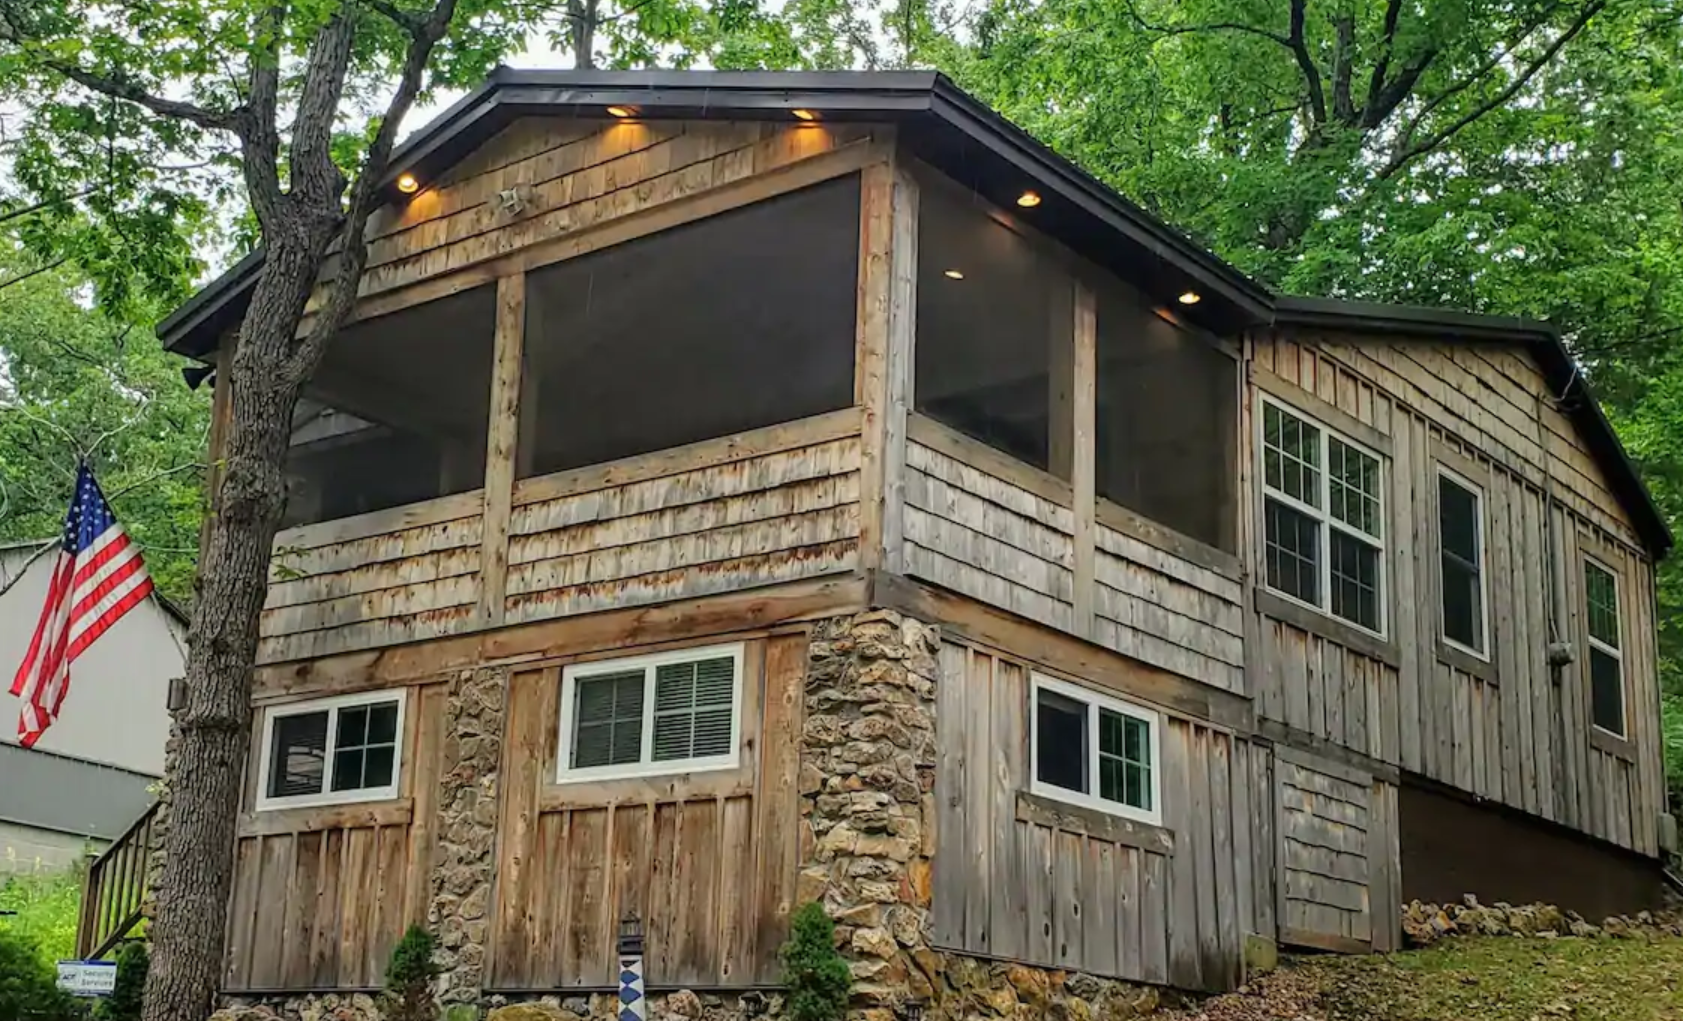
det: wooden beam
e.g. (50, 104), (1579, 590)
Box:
(478, 272), (526, 627)
(856, 158), (895, 572)
(1072, 281), (1097, 640)
(880, 163), (919, 575)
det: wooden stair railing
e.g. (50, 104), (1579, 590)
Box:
(76, 801), (160, 960)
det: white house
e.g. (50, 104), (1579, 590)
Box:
(0, 540), (185, 873)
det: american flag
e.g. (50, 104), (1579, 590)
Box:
(9, 463), (154, 748)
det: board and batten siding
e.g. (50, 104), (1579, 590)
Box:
(904, 414), (1246, 694)
(1247, 333), (1664, 858)
(489, 635), (805, 990)
(930, 642), (1274, 994)
(224, 683), (448, 991)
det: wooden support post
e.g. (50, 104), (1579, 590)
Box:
(881, 165), (919, 575)
(1072, 282), (1097, 639)
(856, 157), (896, 573)
(478, 272), (526, 628)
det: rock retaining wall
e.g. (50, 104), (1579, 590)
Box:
(1401, 896), (1683, 946)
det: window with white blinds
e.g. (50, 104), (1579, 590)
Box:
(558, 644), (744, 782)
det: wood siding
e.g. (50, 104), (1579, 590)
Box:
(225, 684), (448, 991)
(261, 496), (486, 665)
(506, 413), (862, 626)
(488, 635), (805, 990)
(1248, 334), (1664, 858)
(1274, 748), (1386, 951)
(930, 642), (1274, 993)
(904, 415), (1244, 694)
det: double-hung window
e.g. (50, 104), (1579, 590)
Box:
(1583, 559), (1625, 737)
(558, 644), (743, 782)
(258, 691), (405, 810)
(1261, 399), (1386, 635)
(1030, 675), (1161, 825)
(1437, 469), (1488, 657)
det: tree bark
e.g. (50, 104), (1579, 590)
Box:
(140, 227), (333, 1021)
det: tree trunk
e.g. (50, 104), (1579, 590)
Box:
(141, 224), (334, 1021)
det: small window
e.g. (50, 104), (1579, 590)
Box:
(558, 644), (744, 782)
(1030, 675), (1160, 824)
(1438, 470), (1487, 656)
(1261, 399), (1386, 634)
(1583, 559), (1625, 737)
(258, 692), (405, 810)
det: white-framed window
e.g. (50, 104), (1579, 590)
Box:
(1437, 467), (1488, 658)
(1029, 674), (1162, 826)
(557, 643), (744, 783)
(1260, 397), (1387, 635)
(1583, 558), (1626, 738)
(257, 690), (406, 811)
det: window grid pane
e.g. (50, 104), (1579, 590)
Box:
(329, 702), (400, 793)
(1097, 709), (1153, 812)
(1265, 498), (1320, 606)
(1439, 476), (1484, 652)
(1263, 404), (1322, 507)
(1585, 562), (1620, 649)
(1330, 530), (1382, 632)
(1328, 438), (1381, 539)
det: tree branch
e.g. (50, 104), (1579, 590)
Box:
(1378, 0), (1606, 181)
(289, 12), (359, 205)
(0, 540), (60, 603)
(287, 0), (461, 381)
(1331, 13), (1356, 125)
(0, 256), (68, 293)
(0, 187), (98, 226)
(240, 4), (287, 229)
(1120, 0), (1291, 47)
(0, 15), (235, 132)
(1362, 0), (1405, 119)
(1287, 0), (1327, 128)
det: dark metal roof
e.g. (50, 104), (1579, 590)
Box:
(154, 70), (1670, 556)
(0, 743), (157, 840)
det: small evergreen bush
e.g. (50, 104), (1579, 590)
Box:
(0, 926), (81, 1021)
(779, 903), (850, 1021)
(96, 942), (148, 1021)
(382, 924), (441, 1021)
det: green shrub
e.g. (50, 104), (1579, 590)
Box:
(779, 903), (851, 1021)
(382, 924), (440, 1021)
(0, 872), (83, 963)
(0, 926), (81, 1021)
(95, 942), (148, 1021)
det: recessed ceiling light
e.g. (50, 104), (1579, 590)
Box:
(944, 269), (965, 280)
(606, 105), (636, 118)
(1016, 190), (1042, 208)
(791, 109), (818, 121)
(1178, 290), (1202, 305)
(396, 173), (420, 194)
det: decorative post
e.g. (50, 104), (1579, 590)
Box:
(617, 914), (646, 1021)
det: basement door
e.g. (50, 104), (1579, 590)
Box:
(1273, 745), (1401, 953)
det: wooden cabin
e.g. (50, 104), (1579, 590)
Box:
(153, 70), (1674, 1014)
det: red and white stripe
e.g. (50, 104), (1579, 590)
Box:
(8, 525), (153, 748)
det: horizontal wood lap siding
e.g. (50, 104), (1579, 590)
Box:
(337, 119), (879, 308)
(903, 436), (1076, 633)
(931, 642), (1258, 993)
(225, 684), (446, 990)
(1093, 523), (1244, 693)
(490, 635), (803, 990)
(504, 430), (863, 625)
(259, 496), (485, 664)
(1277, 752), (1373, 947)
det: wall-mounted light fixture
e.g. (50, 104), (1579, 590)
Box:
(1177, 290), (1202, 305)
(791, 109), (818, 121)
(1016, 190), (1042, 208)
(944, 269), (965, 280)
(606, 105), (637, 118)
(396, 172), (420, 194)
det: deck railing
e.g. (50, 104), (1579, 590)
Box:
(75, 801), (159, 960)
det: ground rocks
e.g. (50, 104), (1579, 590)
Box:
(212, 993), (382, 1021)
(1400, 895), (1683, 946)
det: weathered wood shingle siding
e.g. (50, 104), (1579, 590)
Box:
(1247, 333), (1664, 858)
(930, 642), (1272, 993)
